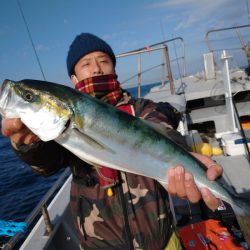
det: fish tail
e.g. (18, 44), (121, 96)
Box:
(232, 199), (250, 247)
(235, 214), (250, 247)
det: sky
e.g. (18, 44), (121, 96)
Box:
(1, 0), (250, 88)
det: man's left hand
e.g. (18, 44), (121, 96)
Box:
(166, 152), (223, 211)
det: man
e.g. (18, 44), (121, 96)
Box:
(1, 33), (222, 249)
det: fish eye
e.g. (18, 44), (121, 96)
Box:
(23, 91), (34, 102)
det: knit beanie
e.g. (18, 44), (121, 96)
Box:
(66, 33), (116, 76)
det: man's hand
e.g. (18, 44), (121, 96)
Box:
(1, 118), (39, 145)
(166, 152), (223, 211)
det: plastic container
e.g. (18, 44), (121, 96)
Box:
(221, 133), (250, 156)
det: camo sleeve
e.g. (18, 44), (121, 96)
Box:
(12, 141), (69, 176)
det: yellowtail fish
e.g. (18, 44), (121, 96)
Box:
(0, 79), (250, 244)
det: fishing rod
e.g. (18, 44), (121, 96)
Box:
(16, 0), (46, 81)
(232, 97), (250, 163)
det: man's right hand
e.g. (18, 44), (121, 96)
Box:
(1, 118), (40, 145)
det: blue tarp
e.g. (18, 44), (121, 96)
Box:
(0, 220), (27, 237)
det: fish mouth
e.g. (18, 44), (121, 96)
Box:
(0, 80), (13, 117)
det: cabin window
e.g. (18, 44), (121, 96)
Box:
(188, 121), (216, 140)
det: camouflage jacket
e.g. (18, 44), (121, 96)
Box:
(14, 97), (188, 250)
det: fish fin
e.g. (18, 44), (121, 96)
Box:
(235, 214), (250, 246)
(142, 120), (168, 136)
(232, 199), (250, 246)
(74, 128), (115, 154)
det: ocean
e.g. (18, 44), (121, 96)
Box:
(0, 124), (62, 222)
(0, 82), (159, 226)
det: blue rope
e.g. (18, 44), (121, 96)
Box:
(0, 220), (27, 237)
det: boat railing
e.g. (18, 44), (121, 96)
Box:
(116, 37), (186, 97)
(2, 168), (71, 250)
(205, 24), (250, 68)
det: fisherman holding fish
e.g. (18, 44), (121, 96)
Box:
(1, 33), (223, 249)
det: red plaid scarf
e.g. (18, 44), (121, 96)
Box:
(75, 74), (123, 105)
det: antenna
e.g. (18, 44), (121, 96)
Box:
(246, 0), (250, 24)
(16, 0), (46, 80)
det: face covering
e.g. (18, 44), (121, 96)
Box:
(75, 74), (123, 105)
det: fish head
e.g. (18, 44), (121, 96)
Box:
(0, 79), (73, 141)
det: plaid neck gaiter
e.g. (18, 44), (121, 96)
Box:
(75, 74), (123, 106)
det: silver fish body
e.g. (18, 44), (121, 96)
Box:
(0, 79), (233, 200)
(1, 79), (250, 243)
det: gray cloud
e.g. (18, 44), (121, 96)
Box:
(148, 0), (248, 31)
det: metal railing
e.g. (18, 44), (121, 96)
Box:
(204, 24), (250, 73)
(116, 37), (186, 97)
(205, 24), (250, 52)
(2, 168), (71, 250)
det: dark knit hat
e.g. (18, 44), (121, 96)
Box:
(66, 33), (116, 76)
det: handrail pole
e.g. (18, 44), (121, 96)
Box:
(181, 40), (187, 77)
(137, 54), (141, 98)
(164, 46), (174, 95)
(161, 48), (165, 86)
(42, 205), (53, 236)
(221, 50), (237, 132)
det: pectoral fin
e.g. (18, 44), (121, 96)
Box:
(142, 120), (168, 136)
(74, 128), (115, 154)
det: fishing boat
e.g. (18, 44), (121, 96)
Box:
(2, 24), (250, 249)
